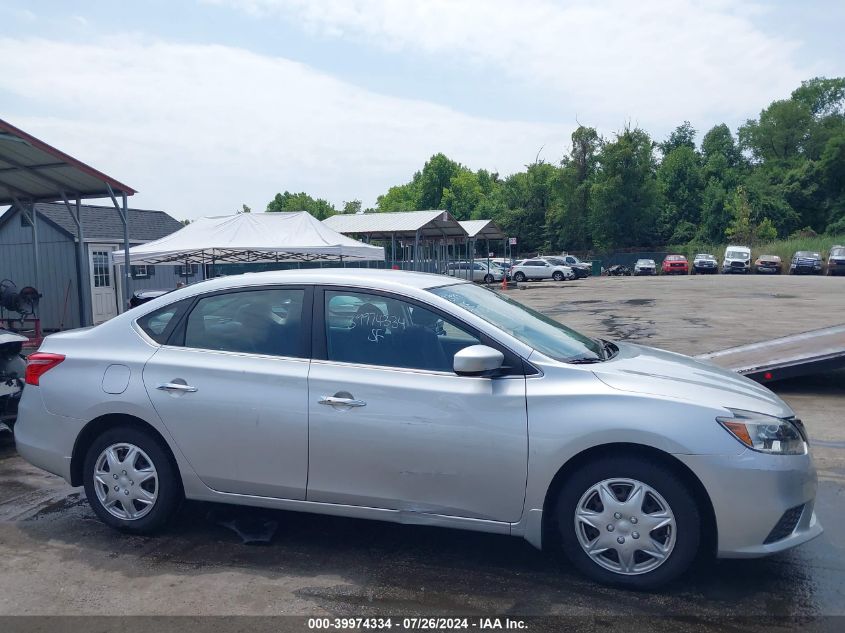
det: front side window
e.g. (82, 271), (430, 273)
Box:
(182, 288), (305, 357)
(429, 283), (603, 363)
(324, 290), (479, 372)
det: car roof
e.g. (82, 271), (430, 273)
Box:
(162, 268), (465, 298)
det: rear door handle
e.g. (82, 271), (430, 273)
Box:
(157, 382), (198, 393)
(319, 396), (366, 408)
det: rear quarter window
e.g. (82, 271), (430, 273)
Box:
(136, 299), (192, 344)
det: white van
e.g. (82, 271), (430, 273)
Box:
(722, 245), (751, 274)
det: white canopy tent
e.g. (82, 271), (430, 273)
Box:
(112, 212), (384, 266)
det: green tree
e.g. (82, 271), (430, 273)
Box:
(589, 127), (660, 250)
(342, 199), (362, 214)
(657, 145), (703, 241)
(376, 181), (419, 211)
(659, 121), (696, 156)
(417, 153), (461, 209)
(441, 168), (483, 220)
(791, 77), (845, 116)
(547, 126), (600, 251)
(739, 99), (814, 164)
(266, 191), (337, 220)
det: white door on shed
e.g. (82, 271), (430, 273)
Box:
(89, 244), (118, 324)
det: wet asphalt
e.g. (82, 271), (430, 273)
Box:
(0, 275), (843, 628)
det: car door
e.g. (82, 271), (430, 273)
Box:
(142, 286), (311, 499)
(528, 260), (551, 279)
(307, 287), (528, 523)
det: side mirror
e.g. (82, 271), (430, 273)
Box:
(454, 345), (505, 377)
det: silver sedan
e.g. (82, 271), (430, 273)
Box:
(14, 269), (821, 589)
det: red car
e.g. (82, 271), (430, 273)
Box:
(661, 254), (689, 275)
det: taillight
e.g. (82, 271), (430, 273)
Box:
(25, 352), (66, 386)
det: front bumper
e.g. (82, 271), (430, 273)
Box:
(675, 450), (822, 558)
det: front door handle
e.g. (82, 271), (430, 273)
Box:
(157, 382), (198, 393)
(319, 395), (366, 408)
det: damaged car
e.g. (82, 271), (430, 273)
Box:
(0, 329), (27, 431)
(14, 270), (822, 590)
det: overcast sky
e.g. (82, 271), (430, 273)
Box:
(1, 0), (843, 219)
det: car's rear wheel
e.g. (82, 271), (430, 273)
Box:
(555, 456), (701, 589)
(553, 271), (565, 281)
(513, 272), (526, 282)
(83, 426), (181, 533)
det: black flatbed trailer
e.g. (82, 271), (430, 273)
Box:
(697, 324), (845, 383)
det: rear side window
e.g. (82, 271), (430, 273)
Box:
(137, 299), (191, 344)
(182, 288), (306, 357)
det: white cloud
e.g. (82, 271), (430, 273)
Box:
(0, 37), (571, 218)
(209, 0), (820, 129)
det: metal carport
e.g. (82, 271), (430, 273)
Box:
(0, 118), (137, 327)
(458, 219), (507, 267)
(323, 210), (469, 272)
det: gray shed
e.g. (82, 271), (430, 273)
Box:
(0, 203), (186, 329)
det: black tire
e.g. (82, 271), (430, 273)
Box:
(553, 271), (565, 281)
(83, 425), (182, 534)
(484, 274), (494, 284)
(514, 272), (526, 282)
(554, 455), (701, 590)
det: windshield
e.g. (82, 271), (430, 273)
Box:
(636, 259), (654, 265)
(832, 248), (845, 257)
(429, 283), (603, 362)
(695, 254), (714, 260)
(796, 251), (819, 258)
(726, 250), (748, 259)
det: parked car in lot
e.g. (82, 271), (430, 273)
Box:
(545, 256), (589, 279)
(633, 259), (656, 276)
(827, 245), (845, 276)
(15, 269), (821, 589)
(661, 254), (689, 275)
(0, 329), (27, 430)
(554, 254), (592, 279)
(129, 289), (172, 308)
(691, 254), (718, 274)
(754, 255), (782, 274)
(446, 261), (503, 284)
(511, 258), (575, 282)
(790, 251), (823, 275)
(722, 246), (751, 274)
(605, 264), (632, 276)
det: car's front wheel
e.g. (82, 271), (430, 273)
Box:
(553, 271), (565, 281)
(513, 272), (526, 282)
(83, 425), (182, 533)
(484, 274), (494, 284)
(555, 456), (701, 589)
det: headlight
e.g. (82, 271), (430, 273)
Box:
(717, 409), (807, 455)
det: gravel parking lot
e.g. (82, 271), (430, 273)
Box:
(0, 274), (842, 628)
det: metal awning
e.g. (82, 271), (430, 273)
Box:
(0, 118), (135, 204)
(458, 219), (506, 240)
(0, 118), (138, 327)
(323, 210), (467, 240)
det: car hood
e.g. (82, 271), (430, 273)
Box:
(591, 342), (792, 418)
